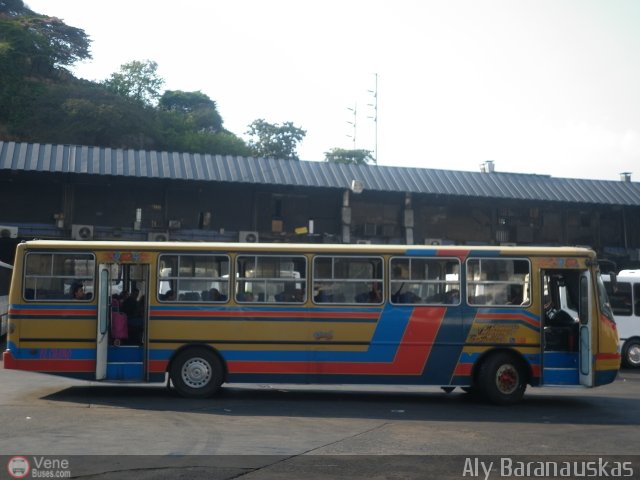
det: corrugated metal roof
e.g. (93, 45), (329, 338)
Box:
(2, 141), (640, 206)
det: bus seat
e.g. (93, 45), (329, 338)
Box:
(180, 292), (201, 301)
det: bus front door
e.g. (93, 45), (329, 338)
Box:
(96, 262), (150, 382)
(578, 270), (594, 387)
(96, 264), (110, 380)
(541, 269), (583, 386)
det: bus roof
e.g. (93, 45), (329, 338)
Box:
(16, 240), (596, 257)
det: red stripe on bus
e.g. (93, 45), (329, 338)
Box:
(454, 363), (473, 376)
(151, 310), (380, 319)
(227, 307), (445, 375)
(3, 354), (94, 372)
(437, 249), (470, 261)
(475, 312), (540, 328)
(596, 352), (621, 360)
(149, 360), (169, 373)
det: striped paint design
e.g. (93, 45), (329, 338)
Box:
(4, 300), (618, 388)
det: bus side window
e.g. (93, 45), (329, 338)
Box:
(313, 256), (383, 305)
(466, 258), (530, 307)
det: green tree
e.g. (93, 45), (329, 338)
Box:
(0, 0), (91, 130)
(103, 60), (164, 106)
(0, 2), (252, 157)
(324, 148), (375, 165)
(246, 119), (306, 161)
(0, 0), (91, 78)
(12, 79), (160, 149)
(159, 90), (223, 132)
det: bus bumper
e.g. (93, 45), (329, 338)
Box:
(3, 349), (17, 369)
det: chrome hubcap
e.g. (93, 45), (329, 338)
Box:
(181, 357), (212, 389)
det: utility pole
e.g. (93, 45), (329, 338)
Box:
(368, 73), (378, 164)
(346, 104), (357, 149)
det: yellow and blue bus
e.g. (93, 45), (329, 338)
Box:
(3, 240), (620, 404)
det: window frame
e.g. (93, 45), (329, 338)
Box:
(389, 256), (461, 306)
(157, 253), (230, 303)
(465, 257), (531, 307)
(312, 255), (384, 305)
(235, 254), (308, 304)
(23, 251), (96, 302)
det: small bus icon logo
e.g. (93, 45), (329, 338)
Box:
(7, 456), (30, 479)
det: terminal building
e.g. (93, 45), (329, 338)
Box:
(1, 140), (639, 270)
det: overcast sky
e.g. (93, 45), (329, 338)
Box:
(25, 0), (640, 181)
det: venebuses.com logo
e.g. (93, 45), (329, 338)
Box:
(7, 456), (30, 479)
(6, 456), (71, 478)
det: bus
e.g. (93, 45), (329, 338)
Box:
(0, 260), (12, 337)
(3, 240), (620, 404)
(602, 270), (640, 368)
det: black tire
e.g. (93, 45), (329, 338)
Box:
(170, 347), (224, 398)
(477, 352), (527, 405)
(623, 340), (640, 369)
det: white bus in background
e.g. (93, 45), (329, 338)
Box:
(603, 270), (640, 368)
(0, 261), (13, 337)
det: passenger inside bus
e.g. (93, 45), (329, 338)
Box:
(121, 288), (144, 344)
(355, 282), (382, 303)
(206, 288), (227, 302)
(71, 282), (91, 300)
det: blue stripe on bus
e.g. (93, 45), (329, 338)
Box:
(405, 249), (439, 256)
(7, 342), (97, 360)
(477, 308), (539, 322)
(421, 308), (466, 384)
(542, 368), (579, 385)
(595, 369), (618, 386)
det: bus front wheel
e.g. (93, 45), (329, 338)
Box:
(170, 347), (224, 398)
(477, 352), (527, 405)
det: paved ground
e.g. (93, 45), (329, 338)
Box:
(1, 338), (639, 478)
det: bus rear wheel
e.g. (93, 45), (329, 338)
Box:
(623, 340), (640, 368)
(477, 352), (527, 405)
(170, 347), (224, 398)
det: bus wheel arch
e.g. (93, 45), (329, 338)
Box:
(168, 345), (226, 398)
(473, 349), (530, 405)
(622, 338), (640, 368)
